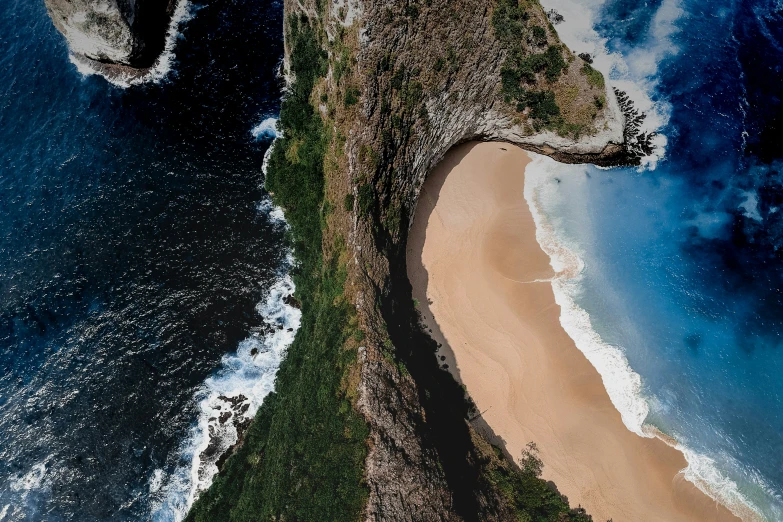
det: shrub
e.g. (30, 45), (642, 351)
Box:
(493, 1), (568, 124)
(530, 25), (547, 46)
(541, 45), (566, 82)
(546, 8), (565, 25)
(344, 193), (355, 211)
(344, 86), (360, 107)
(434, 57), (445, 72)
(358, 183), (375, 216)
(578, 52), (593, 64)
(582, 63), (605, 89)
(492, 0), (530, 43)
(390, 66), (406, 90)
(523, 90), (560, 122)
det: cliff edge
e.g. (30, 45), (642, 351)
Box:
(188, 0), (642, 521)
(45, 0), (176, 79)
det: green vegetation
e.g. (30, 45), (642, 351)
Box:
(521, 90), (560, 124)
(485, 442), (594, 522)
(185, 15), (369, 522)
(581, 62), (605, 89)
(493, 0), (568, 129)
(187, 3), (615, 521)
(344, 86), (360, 106)
(500, 45), (566, 91)
(531, 25), (547, 46)
(344, 192), (355, 211)
(357, 182), (374, 216)
(492, 0), (530, 42)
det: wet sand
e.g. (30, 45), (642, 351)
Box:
(406, 141), (740, 522)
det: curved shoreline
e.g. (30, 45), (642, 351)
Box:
(407, 141), (741, 522)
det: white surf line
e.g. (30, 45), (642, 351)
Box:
(149, 269), (300, 522)
(149, 130), (296, 522)
(533, 0), (769, 518)
(524, 152), (767, 522)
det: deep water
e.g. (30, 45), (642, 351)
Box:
(0, 0), (285, 519)
(533, 0), (783, 518)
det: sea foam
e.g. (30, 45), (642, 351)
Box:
(540, 0), (670, 169)
(3, 458), (54, 521)
(524, 153), (766, 522)
(252, 117), (281, 140)
(149, 214), (300, 521)
(525, 1), (769, 517)
(523, 155), (650, 435)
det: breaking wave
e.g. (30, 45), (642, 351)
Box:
(149, 251), (301, 521)
(70, 0), (194, 88)
(524, 153), (766, 521)
(252, 117), (280, 140)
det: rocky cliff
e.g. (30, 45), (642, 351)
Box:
(45, 0), (176, 77)
(190, 0), (641, 520)
(335, 1), (627, 519)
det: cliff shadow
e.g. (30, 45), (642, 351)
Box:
(379, 142), (523, 521)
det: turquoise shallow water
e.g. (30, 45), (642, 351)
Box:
(532, 0), (783, 518)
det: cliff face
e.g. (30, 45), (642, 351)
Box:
(334, 1), (626, 519)
(188, 0), (636, 520)
(45, 0), (175, 73)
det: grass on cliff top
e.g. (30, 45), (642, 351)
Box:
(493, 0), (605, 138)
(185, 15), (369, 522)
(188, 4), (607, 521)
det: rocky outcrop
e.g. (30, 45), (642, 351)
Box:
(308, 1), (630, 518)
(349, 2), (626, 223)
(45, 0), (176, 76)
(188, 0), (638, 519)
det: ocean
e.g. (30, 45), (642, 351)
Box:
(3, 0), (783, 520)
(530, 0), (783, 519)
(0, 0), (298, 520)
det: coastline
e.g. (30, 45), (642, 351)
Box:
(406, 141), (741, 522)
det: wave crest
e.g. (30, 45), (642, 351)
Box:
(524, 153), (766, 522)
(149, 230), (300, 521)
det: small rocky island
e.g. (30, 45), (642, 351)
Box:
(45, 0), (176, 79)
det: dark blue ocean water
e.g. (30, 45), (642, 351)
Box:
(0, 0), (285, 519)
(4, 0), (783, 520)
(534, 0), (783, 518)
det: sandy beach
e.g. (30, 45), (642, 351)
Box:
(407, 142), (740, 522)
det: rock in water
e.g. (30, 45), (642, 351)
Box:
(44, 0), (175, 77)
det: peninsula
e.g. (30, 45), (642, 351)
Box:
(44, 0), (710, 519)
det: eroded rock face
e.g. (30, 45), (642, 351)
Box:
(298, 0), (630, 519)
(45, 0), (174, 71)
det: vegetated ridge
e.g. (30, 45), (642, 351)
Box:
(187, 0), (646, 520)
